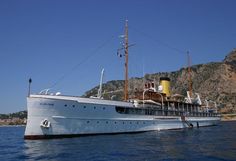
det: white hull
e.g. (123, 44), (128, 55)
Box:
(24, 95), (220, 139)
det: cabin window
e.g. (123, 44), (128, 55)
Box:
(64, 104), (67, 107)
(72, 105), (75, 107)
(94, 107), (96, 109)
(84, 106), (86, 108)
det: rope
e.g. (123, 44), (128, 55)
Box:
(129, 26), (186, 54)
(49, 35), (115, 89)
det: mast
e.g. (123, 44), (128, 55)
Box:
(124, 20), (129, 101)
(187, 51), (192, 97)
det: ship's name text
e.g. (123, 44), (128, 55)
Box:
(40, 103), (54, 106)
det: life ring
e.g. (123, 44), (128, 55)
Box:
(40, 119), (51, 128)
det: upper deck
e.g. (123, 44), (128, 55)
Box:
(29, 94), (133, 107)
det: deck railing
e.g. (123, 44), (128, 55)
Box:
(115, 106), (219, 117)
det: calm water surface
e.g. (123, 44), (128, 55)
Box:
(0, 121), (236, 161)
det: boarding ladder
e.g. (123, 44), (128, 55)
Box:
(181, 116), (193, 128)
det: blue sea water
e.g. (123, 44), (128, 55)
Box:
(0, 121), (236, 161)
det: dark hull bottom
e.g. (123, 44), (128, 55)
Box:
(24, 124), (218, 140)
(24, 131), (151, 140)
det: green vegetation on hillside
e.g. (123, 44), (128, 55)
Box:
(0, 111), (27, 119)
(0, 111), (27, 126)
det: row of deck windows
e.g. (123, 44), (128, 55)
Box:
(116, 106), (219, 117)
(86, 120), (149, 124)
(63, 104), (218, 118)
(64, 104), (106, 110)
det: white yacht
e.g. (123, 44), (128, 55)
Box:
(24, 21), (220, 139)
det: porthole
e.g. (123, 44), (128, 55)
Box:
(84, 106), (86, 108)
(103, 107), (106, 110)
(143, 122), (145, 124)
(130, 122), (132, 124)
(106, 121), (108, 124)
(94, 107), (96, 109)
(123, 122), (125, 124)
(115, 122), (117, 124)
(97, 121), (99, 123)
(87, 121), (90, 123)
(136, 122), (139, 124)
(64, 104), (67, 107)
(72, 105), (75, 107)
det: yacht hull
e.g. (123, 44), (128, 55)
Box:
(24, 95), (220, 139)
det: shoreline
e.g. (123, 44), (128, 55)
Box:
(221, 114), (236, 121)
(0, 125), (26, 127)
(221, 119), (236, 121)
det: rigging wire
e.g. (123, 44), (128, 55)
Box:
(49, 26), (188, 90)
(129, 26), (192, 87)
(129, 26), (195, 75)
(129, 26), (186, 54)
(49, 35), (115, 89)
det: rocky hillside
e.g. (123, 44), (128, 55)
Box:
(84, 49), (236, 113)
(0, 111), (27, 125)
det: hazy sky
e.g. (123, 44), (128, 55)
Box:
(0, 0), (235, 113)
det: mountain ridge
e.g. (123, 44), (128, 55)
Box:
(84, 49), (236, 113)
